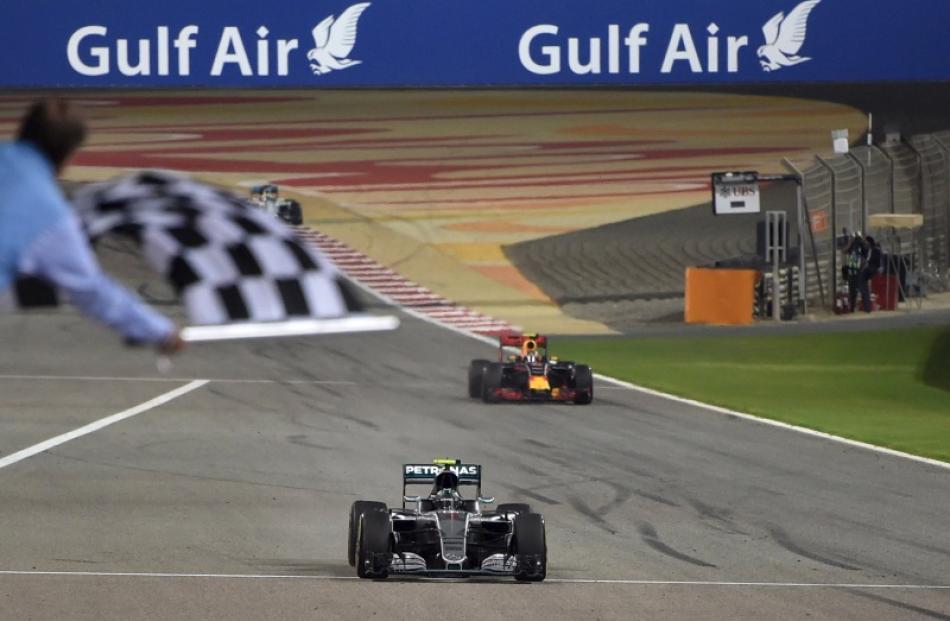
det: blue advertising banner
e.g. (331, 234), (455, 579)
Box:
(2, 0), (948, 87)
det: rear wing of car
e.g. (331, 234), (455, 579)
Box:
(499, 332), (547, 348)
(403, 460), (482, 497)
(497, 332), (548, 361)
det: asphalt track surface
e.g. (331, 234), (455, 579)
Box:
(0, 256), (948, 620)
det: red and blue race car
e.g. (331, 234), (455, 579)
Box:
(468, 333), (593, 405)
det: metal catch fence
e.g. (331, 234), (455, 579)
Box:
(786, 130), (950, 308)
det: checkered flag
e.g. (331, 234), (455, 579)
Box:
(65, 171), (397, 340)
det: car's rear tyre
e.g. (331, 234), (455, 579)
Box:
(356, 510), (391, 579)
(573, 364), (593, 405)
(468, 359), (491, 398)
(283, 200), (303, 225)
(512, 513), (547, 582)
(481, 362), (503, 403)
(496, 502), (531, 517)
(348, 500), (386, 567)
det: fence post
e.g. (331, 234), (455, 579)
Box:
(875, 145), (897, 214)
(902, 137), (925, 215)
(932, 134), (950, 271)
(902, 138), (927, 267)
(815, 155), (838, 307)
(782, 158), (822, 309)
(846, 151), (868, 233)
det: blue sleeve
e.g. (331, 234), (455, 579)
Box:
(19, 212), (175, 344)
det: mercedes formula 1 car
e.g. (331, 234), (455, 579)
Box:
(468, 333), (593, 404)
(347, 459), (547, 581)
(249, 184), (303, 225)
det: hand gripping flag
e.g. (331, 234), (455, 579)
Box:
(22, 171), (399, 341)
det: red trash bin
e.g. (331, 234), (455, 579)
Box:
(871, 274), (899, 311)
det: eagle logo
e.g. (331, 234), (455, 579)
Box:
(307, 3), (371, 76)
(757, 0), (822, 72)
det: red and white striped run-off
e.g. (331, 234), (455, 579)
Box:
(295, 227), (520, 336)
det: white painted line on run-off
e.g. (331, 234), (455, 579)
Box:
(0, 375), (357, 385)
(593, 373), (950, 473)
(0, 571), (947, 590)
(0, 380), (208, 470)
(544, 579), (950, 589)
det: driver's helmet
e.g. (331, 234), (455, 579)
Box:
(433, 487), (463, 511)
(433, 469), (459, 493)
(431, 470), (462, 511)
(262, 185), (278, 201)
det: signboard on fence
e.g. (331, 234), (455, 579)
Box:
(4, 0), (950, 87)
(712, 172), (761, 215)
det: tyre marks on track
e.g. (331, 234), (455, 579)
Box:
(637, 524), (718, 569)
(845, 590), (950, 621)
(295, 227), (520, 336)
(767, 525), (862, 571)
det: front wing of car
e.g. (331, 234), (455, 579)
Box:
(492, 386), (580, 402)
(388, 552), (518, 577)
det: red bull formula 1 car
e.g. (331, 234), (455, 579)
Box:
(347, 459), (547, 581)
(468, 333), (593, 405)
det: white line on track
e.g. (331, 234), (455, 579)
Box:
(0, 375), (355, 385)
(0, 379), (208, 470)
(593, 374), (950, 473)
(0, 571), (947, 590)
(545, 579), (950, 588)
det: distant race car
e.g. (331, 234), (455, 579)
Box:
(248, 184), (303, 225)
(468, 333), (593, 404)
(347, 459), (547, 581)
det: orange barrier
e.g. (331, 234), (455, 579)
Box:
(684, 268), (759, 325)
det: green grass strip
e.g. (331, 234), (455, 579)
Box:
(554, 326), (950, 463)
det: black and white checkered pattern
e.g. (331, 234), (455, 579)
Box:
(71, 171), (361, 325)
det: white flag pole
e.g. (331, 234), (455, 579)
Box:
(180, 314), (400, 342)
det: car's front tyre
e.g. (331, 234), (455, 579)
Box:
(468, 359), (490, 398)
(573, 364), (593, 405)
(512, 512), (547, 582)
(348, 500), (386, 567)
(356, 510), (392, 579)
(481, 362), (504, 403)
